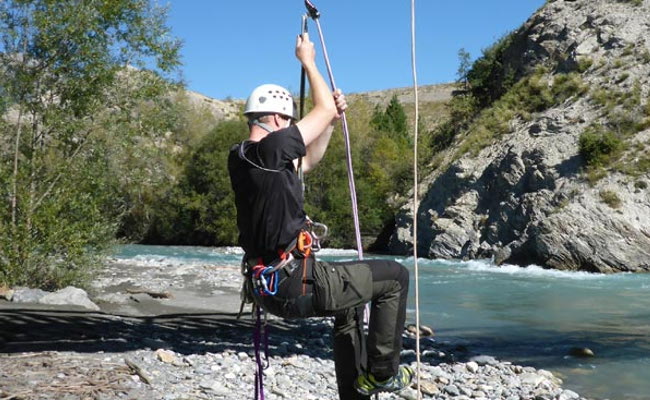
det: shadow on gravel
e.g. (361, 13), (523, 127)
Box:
(0, 308), (323, 356)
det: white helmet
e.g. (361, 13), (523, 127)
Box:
(244, 84), (296, 119)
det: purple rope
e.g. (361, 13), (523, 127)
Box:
(312, 18), (364, 260)
(253, 306), (266, 400)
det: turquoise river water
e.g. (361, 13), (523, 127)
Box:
(113, 245), (650, 400)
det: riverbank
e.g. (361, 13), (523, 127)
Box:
(0, 258), (591, 400)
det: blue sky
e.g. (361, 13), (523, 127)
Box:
(165, 1), (546, 100)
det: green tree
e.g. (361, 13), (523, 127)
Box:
(116, 91), (221, 242)
(145, 119), (247, 246)
(0, 0), (181, 289)
(457, 48), (472, 90)
(466, 32), (517, 108)
(371, 95), (409, 142)
(358, 97), (413, 245)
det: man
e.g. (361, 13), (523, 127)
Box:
(228, 32), (413, 399)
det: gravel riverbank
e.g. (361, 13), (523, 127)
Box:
(0, 258), (592, 400)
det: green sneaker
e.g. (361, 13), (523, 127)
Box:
(354, 365), (414, 396)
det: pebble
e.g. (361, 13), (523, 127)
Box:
(0, 259), (594, 400)
(31, 317), (584, 400)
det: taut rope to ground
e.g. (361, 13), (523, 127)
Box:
(410, 0), (422, 398)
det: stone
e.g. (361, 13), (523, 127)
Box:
(568, 347), (595, 357)
(419, 381), (439, 396)
(38, 287), (100, 311)
(155, 349), (178, 364)
(444, 384), (460, 396)
(0, 286), (14, 301)
(11, 288), (49, 303)
(559, 389), (580, 400)
(466, 361), (480, 373)
(406, 324), (435, 337)
(520, 373), (546, 387)
(470, 355), (499, 366)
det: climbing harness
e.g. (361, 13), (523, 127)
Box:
(245, 228), (317, 400)
(304, 0), (364, 261)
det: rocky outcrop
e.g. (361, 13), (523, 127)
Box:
(389, 0), (650, 272)
(184, 89), (242, 120)
(354, 84), (455, 108)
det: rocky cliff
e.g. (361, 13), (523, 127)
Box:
(184, 89), (242, 120)
(389, 0), (650, 273)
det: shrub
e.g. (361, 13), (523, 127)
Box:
(640, 50), (650, 64)
(455, 70), (586, 157)
(615, 73), (630, 83)
(579, 125), (624, 168)
(577, 57), (594, 73)
(466, 31), (517, 108)
(599, 190), (622, 208)
(621, 0), (644, 6)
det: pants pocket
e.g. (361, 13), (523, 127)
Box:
(313, 261), (372, 312)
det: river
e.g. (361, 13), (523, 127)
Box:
(113, 245), (650, 400)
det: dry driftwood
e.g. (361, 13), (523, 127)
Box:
(125, 288), (173, 299)
(124, 359), (152, 385)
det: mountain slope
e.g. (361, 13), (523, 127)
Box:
(388, 0), (650, 272)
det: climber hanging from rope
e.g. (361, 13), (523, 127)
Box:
(227, 2), (413, 398)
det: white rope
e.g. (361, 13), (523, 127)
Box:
(410, 0), (422, 399)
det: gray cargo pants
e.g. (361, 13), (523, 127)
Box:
(256, 257), (409, 400)
(319, 259), (409, 400)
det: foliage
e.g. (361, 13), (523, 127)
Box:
(456, 69), (587, 157)
(430, 93), (478, 154)
(576, 57), (594, 73)
(370, 95), (409, 143)
(618, 0), (643, 6)
(304, 96), (414, 248)
(583, 80), (650, 182)
(466, 32), (518, 108)
(456, 48), (472, 90)
(138, 95), (418, 251)
(0, 0), (181, 289)
(599, 190), (622, 209)
(144, 119), (246, 246)
(116, 91), (221, 241)
(579, 125), (624, 168)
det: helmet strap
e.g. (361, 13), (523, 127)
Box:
(250, 119), (275, 133)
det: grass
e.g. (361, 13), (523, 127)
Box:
(640, 50), (650, 64)
(455, 69), (587, 157)
(599, 190), (622, 208)
(577, 57), (594, 73)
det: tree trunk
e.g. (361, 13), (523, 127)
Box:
(10, 107), (24, 232)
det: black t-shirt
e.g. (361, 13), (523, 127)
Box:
(228, 125), (307, 259)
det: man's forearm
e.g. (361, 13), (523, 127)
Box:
(303, 123), (334, 172)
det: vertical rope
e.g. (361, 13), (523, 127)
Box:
(312, 18), (364, 260)
(410, 0), (422, 399)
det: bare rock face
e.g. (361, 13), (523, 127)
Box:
(389, 0), (650, 272)
(184, 90), (242, 120)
